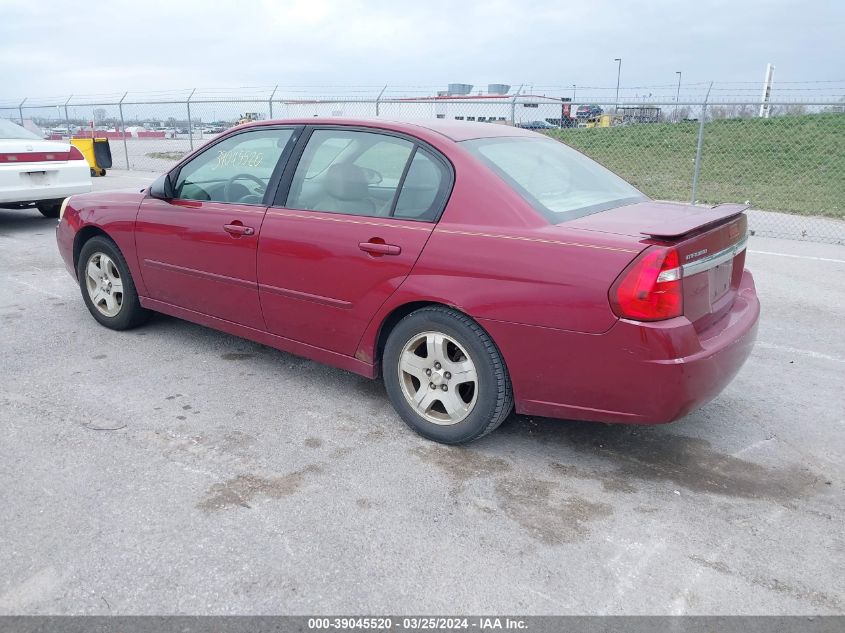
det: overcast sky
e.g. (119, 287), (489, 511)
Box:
(2, 0), (843, 101)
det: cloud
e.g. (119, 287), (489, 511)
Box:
(0, 0), (843, 103)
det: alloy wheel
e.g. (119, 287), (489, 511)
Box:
(84, 252), (124, 317)
(398, 331), (479, 425)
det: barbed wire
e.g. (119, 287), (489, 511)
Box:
(2, 84), (844, 110)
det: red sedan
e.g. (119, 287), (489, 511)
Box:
(56, 119), (759, 443)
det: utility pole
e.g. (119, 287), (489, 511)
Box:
(572, 84), (576, 103)
(674, 71), (682, 121)
(614, 58), (622, 113)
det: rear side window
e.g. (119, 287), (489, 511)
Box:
(286, 130), (413, 217)
(284, 129), (452, 222)
(462, 136), (645, 222)
(0, 119), (40, 140)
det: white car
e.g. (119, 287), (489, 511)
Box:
(0, 119), (92, 217)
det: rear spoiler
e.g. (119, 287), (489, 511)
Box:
(640, 203), (749, 239)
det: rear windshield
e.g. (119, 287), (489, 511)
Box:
(462, 136), (646, 222)
(0, 119), (40, 140)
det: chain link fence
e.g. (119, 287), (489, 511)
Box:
(2, 88), (843, 243)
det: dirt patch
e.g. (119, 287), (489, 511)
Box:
(505, 419), (822, 501)
(410, 445), (512, 487)
(304, 437), (323, 449)
(550, 462), (638, 494)
(412, 444), (611, 544)
(495, 477), (612, 545)
(198, 464), (322, 511)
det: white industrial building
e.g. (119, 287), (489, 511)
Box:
(272, 84), (569, 126)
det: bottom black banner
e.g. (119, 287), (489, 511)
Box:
(0, 616), (841, 633)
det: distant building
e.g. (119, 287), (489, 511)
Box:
(273, 93), (570, 126)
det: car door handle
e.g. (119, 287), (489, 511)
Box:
(223, 223), (255, 237)
(359, 241), (401, 256)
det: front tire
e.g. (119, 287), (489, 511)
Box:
(383, 306), (513, 444)
(77, 236), (151, 330)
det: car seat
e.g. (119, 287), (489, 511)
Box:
(312, 163), (376, 216)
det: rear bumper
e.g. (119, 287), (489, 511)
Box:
(481, 270), (760, 424)
(0, 162), (92, 204)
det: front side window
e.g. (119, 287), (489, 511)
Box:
(173, 128), (294, 204)
(286, 130), (414, 217)
(462, 136), (646, 222)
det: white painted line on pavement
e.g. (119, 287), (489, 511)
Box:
(748, 250), (845, 264)
(756, 341), (845, 364)
(10, 279), (65, 299)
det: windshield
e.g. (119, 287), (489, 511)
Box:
(462, 136), (646, 222)
(0, 119), (41, 140)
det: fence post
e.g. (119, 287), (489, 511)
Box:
(64, 95), (72, 138)
(18, 98), (26, 126)
(269, 85), (278, 119)
(186, 88), (196, 151)
(118, 92), (129, 170)
(510, 85), (523, 126)
(375, 85), (387, 117)
(690, 82), (713, 204)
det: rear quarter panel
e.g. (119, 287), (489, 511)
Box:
(355, 140), (647, 362)
(404, 223), (642, 332)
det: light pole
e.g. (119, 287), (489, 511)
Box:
(572, 84), (576, 103)
(614, 58), (622, 113)
(674, 71), (682, 121)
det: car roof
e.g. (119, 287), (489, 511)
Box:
(243, 117), (541, 142)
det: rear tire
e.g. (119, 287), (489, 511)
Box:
(383, 306), (513, 444)
(77, 236), (151, 330)
(37, 200), (63, 218)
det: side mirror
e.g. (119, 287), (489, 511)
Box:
(149, 173), (174, 200)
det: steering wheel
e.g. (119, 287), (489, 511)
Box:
(224, 173), (266, 203)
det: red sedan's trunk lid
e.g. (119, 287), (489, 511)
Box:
(566, 200), (747, 239)
(567, 201), (749, 330)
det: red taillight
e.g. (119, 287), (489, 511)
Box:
(610, 247), (683, 321)
(68, 146), (85, 161)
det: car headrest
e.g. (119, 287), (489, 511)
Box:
(324, 163), (370, 201)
